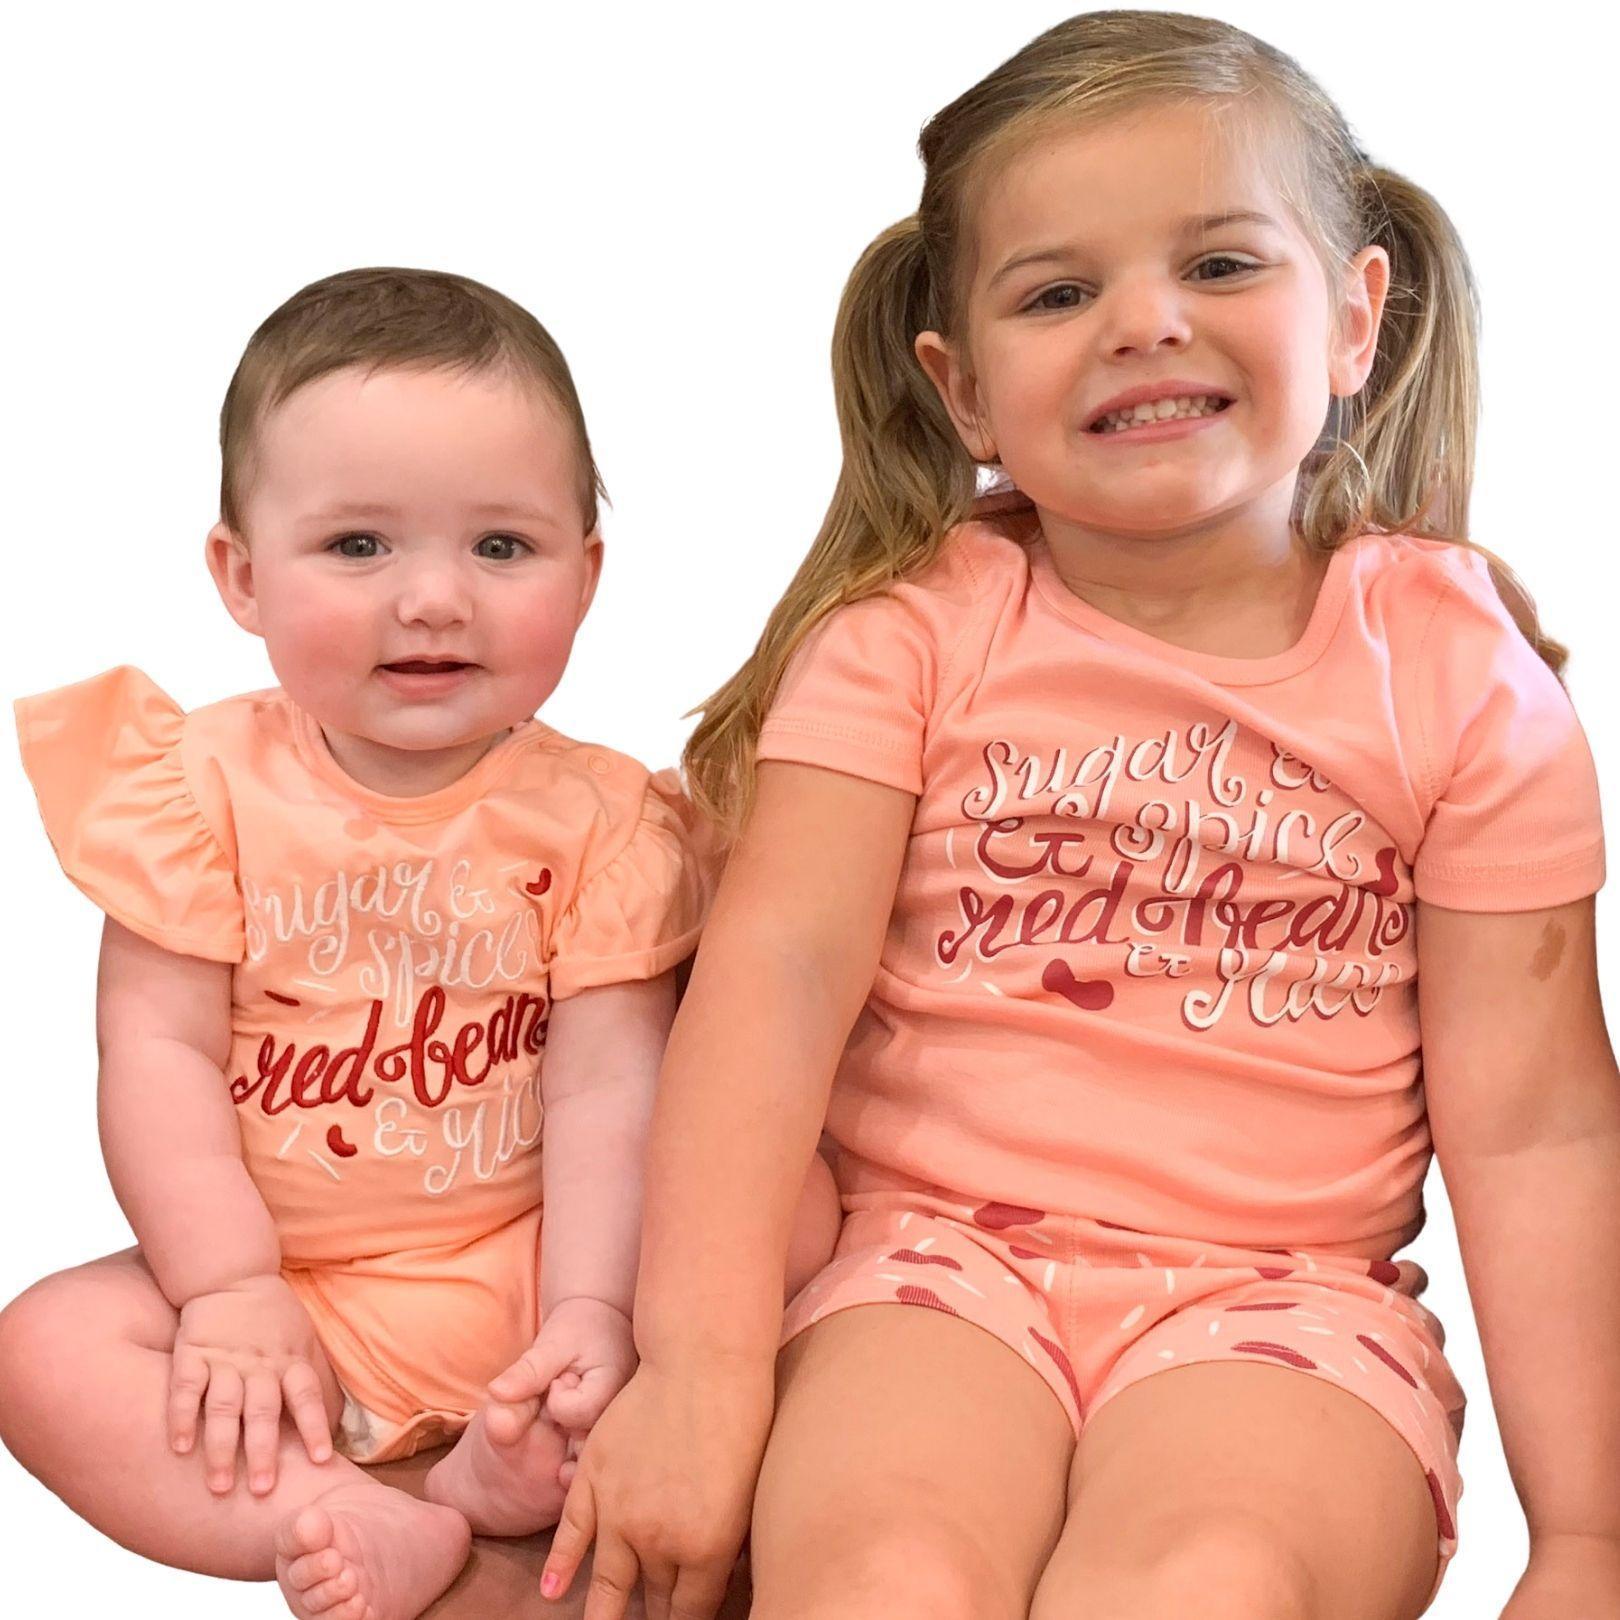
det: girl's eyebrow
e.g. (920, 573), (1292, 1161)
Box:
(987, 209), (1281, 289)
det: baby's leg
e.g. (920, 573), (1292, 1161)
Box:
(0, 1248), (470, 1619)
(427, 1151), (842, 1536)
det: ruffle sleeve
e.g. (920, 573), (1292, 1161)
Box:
(15, 665), (245, 961)
(546, 766), (718, 999)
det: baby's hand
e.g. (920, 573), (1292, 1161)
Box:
(169, 1272), (333, 1496)
(485, 1296), (636, 1464)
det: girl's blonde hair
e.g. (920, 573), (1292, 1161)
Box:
(684, 9), (1564, 834)
(219, 266), (606, 536)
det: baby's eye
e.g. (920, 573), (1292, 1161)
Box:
(474, 534), (531, 561)
(1027, 283), (1087, 313)
(330, 533), (382, 559)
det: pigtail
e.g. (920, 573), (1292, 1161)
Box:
(1301, 161), (1569, 679)
(682, 216), (976, 834)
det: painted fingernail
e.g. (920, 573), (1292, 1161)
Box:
(541, 1571), (561, 1598)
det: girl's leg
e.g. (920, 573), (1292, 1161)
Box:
(0, 1248), (470, 1619)
(748, 1302), (1075, 1620)
(1029, 1360), (1441, 1620)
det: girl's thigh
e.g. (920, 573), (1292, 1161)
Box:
(1031, 1359), (1441, 1620)
(748, 1301), (1075, 1620)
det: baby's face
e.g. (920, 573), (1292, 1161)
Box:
(210, 364), (601, 788)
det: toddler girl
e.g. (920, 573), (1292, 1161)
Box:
(541, 13), (1615, 1620)
(0, 266), (772, 1620)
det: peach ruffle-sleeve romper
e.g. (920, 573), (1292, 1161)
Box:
(758, 512), (1605, 1606)
(16, 667), (715, 1463)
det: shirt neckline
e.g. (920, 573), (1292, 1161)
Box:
(288, 699), (545, 822)
(1024, 527), (1365, 687)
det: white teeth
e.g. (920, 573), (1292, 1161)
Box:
(1094, 395), (1228, 433)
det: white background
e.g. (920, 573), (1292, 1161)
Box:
(1, 1), (1615, 1612)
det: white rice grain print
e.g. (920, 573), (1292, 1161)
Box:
(1119, 1304), (1146, 1331)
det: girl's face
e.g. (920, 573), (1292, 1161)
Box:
(207, 364), (602, 793)
(916, 103), (1388, 549)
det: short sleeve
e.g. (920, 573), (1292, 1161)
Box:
(14, 666), (245, 960)
(545, 767), (717, 999)
(1411, 555), (1606, 911)
(755, 590), (938, 795)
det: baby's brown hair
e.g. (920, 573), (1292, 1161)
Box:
(219, 266), (605, 536)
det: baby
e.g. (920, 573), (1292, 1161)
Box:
(0, 266), (835, 1619)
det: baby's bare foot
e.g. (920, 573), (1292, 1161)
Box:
(423, 1404), (569, 1536)
(274, 1482), (470, 1620)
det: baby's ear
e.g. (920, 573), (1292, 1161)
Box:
(205, 521), (263, 637)
(576, 528), (605, 624)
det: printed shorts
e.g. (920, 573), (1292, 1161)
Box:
(780, 1176), (1467, 1611)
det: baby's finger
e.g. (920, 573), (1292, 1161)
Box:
(540, 1472), (597, 1602)
(166, 1346), (208, 1454)
(546, 1368), (618, 1433)
(201, 1364), (245, 1493)
(283, 1361), (334, 1464)
(489, 1337), (574, 1403)
(241, 1368), (284, 1493)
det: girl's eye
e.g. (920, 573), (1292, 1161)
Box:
(1193, 254), (1256, 280)
(474, 534), (531, 561)
(330, 533), (382, 559)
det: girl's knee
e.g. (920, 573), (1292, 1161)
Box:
(1046, 1517), (1318, 1620)
(754, 1523), (1029, 1620)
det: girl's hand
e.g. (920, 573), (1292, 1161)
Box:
(486, 1297), (639, 1465)
(540, 1356), (776, 1620)
(1500, 1533), (1620, 1618)
(168, 1272), (333, 1495)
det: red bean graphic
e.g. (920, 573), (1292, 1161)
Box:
(1254, 1266), (1295, 1280)
(1041, 959), (1115, 1010)
(895, 1284), (958, 1316)
(1367, 1260), (1401, 1286)
(325, 1125), (357, 1159)
(1356, 1334), (1418, 1388)
(1230, 1340), (1318, 1371)
(525, 868), (553, 897)
(1226, 1301), (1296, 1312)
(888, 1248), (964, 1270)
(265, 990), (300, 1007)
(1009, 1245), (1044, 1260)
(973, 1202), (1046, 1231)
(1029, 1329), (1083, 1416)
(1426, 1470), (1455, 1540)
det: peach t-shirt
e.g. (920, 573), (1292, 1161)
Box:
(17, 666), (713, 1445)
(757, 516), (1606, 1256)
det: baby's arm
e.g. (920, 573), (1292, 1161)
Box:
(1419, 895), (1620, 1599)
(96, 917), (334, 1492)
(483, 973), (675, 1442)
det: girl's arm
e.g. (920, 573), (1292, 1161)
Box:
(96, 917), (333, 1489)
(542, 759), (915, 1613)
(1419, 895), (1620, 1582)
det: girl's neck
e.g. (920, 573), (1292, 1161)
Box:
(318, 724), (511, 798)
(1036, 492), (1324, 656)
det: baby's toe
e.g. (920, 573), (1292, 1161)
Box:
(276, 1503), (337, 1562)
(285, 1545), (345, 1590)
(298, 1564), (360, 1613)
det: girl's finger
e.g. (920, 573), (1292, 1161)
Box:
(540, 1472), (597, 1601)
(240, 1367), (283, 1492)
(166, 1346), (208, 1453)
(283, 1360), (334, 1464)
(201, 1364), (245, 1493)
(639, 1554), (679, 1620)
(581, 1529), (641, 1620)
(669, 1558), (734, 1620)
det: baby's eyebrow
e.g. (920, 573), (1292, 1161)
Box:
(987, 210), (1281, 289)
(306, 500), (564, 527)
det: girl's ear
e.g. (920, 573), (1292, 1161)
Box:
(1329, 245), (1391, 399)
(206, 522), (263, 637)
(914, 330), (999, 463)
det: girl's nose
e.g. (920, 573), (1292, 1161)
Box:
(395, 559), (473, 629)
(1100, 276), (1194, 357)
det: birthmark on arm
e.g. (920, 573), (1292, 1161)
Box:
(1529, 919), (1566, 982)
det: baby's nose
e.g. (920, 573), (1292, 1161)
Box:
(395, 560), (474, 627)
